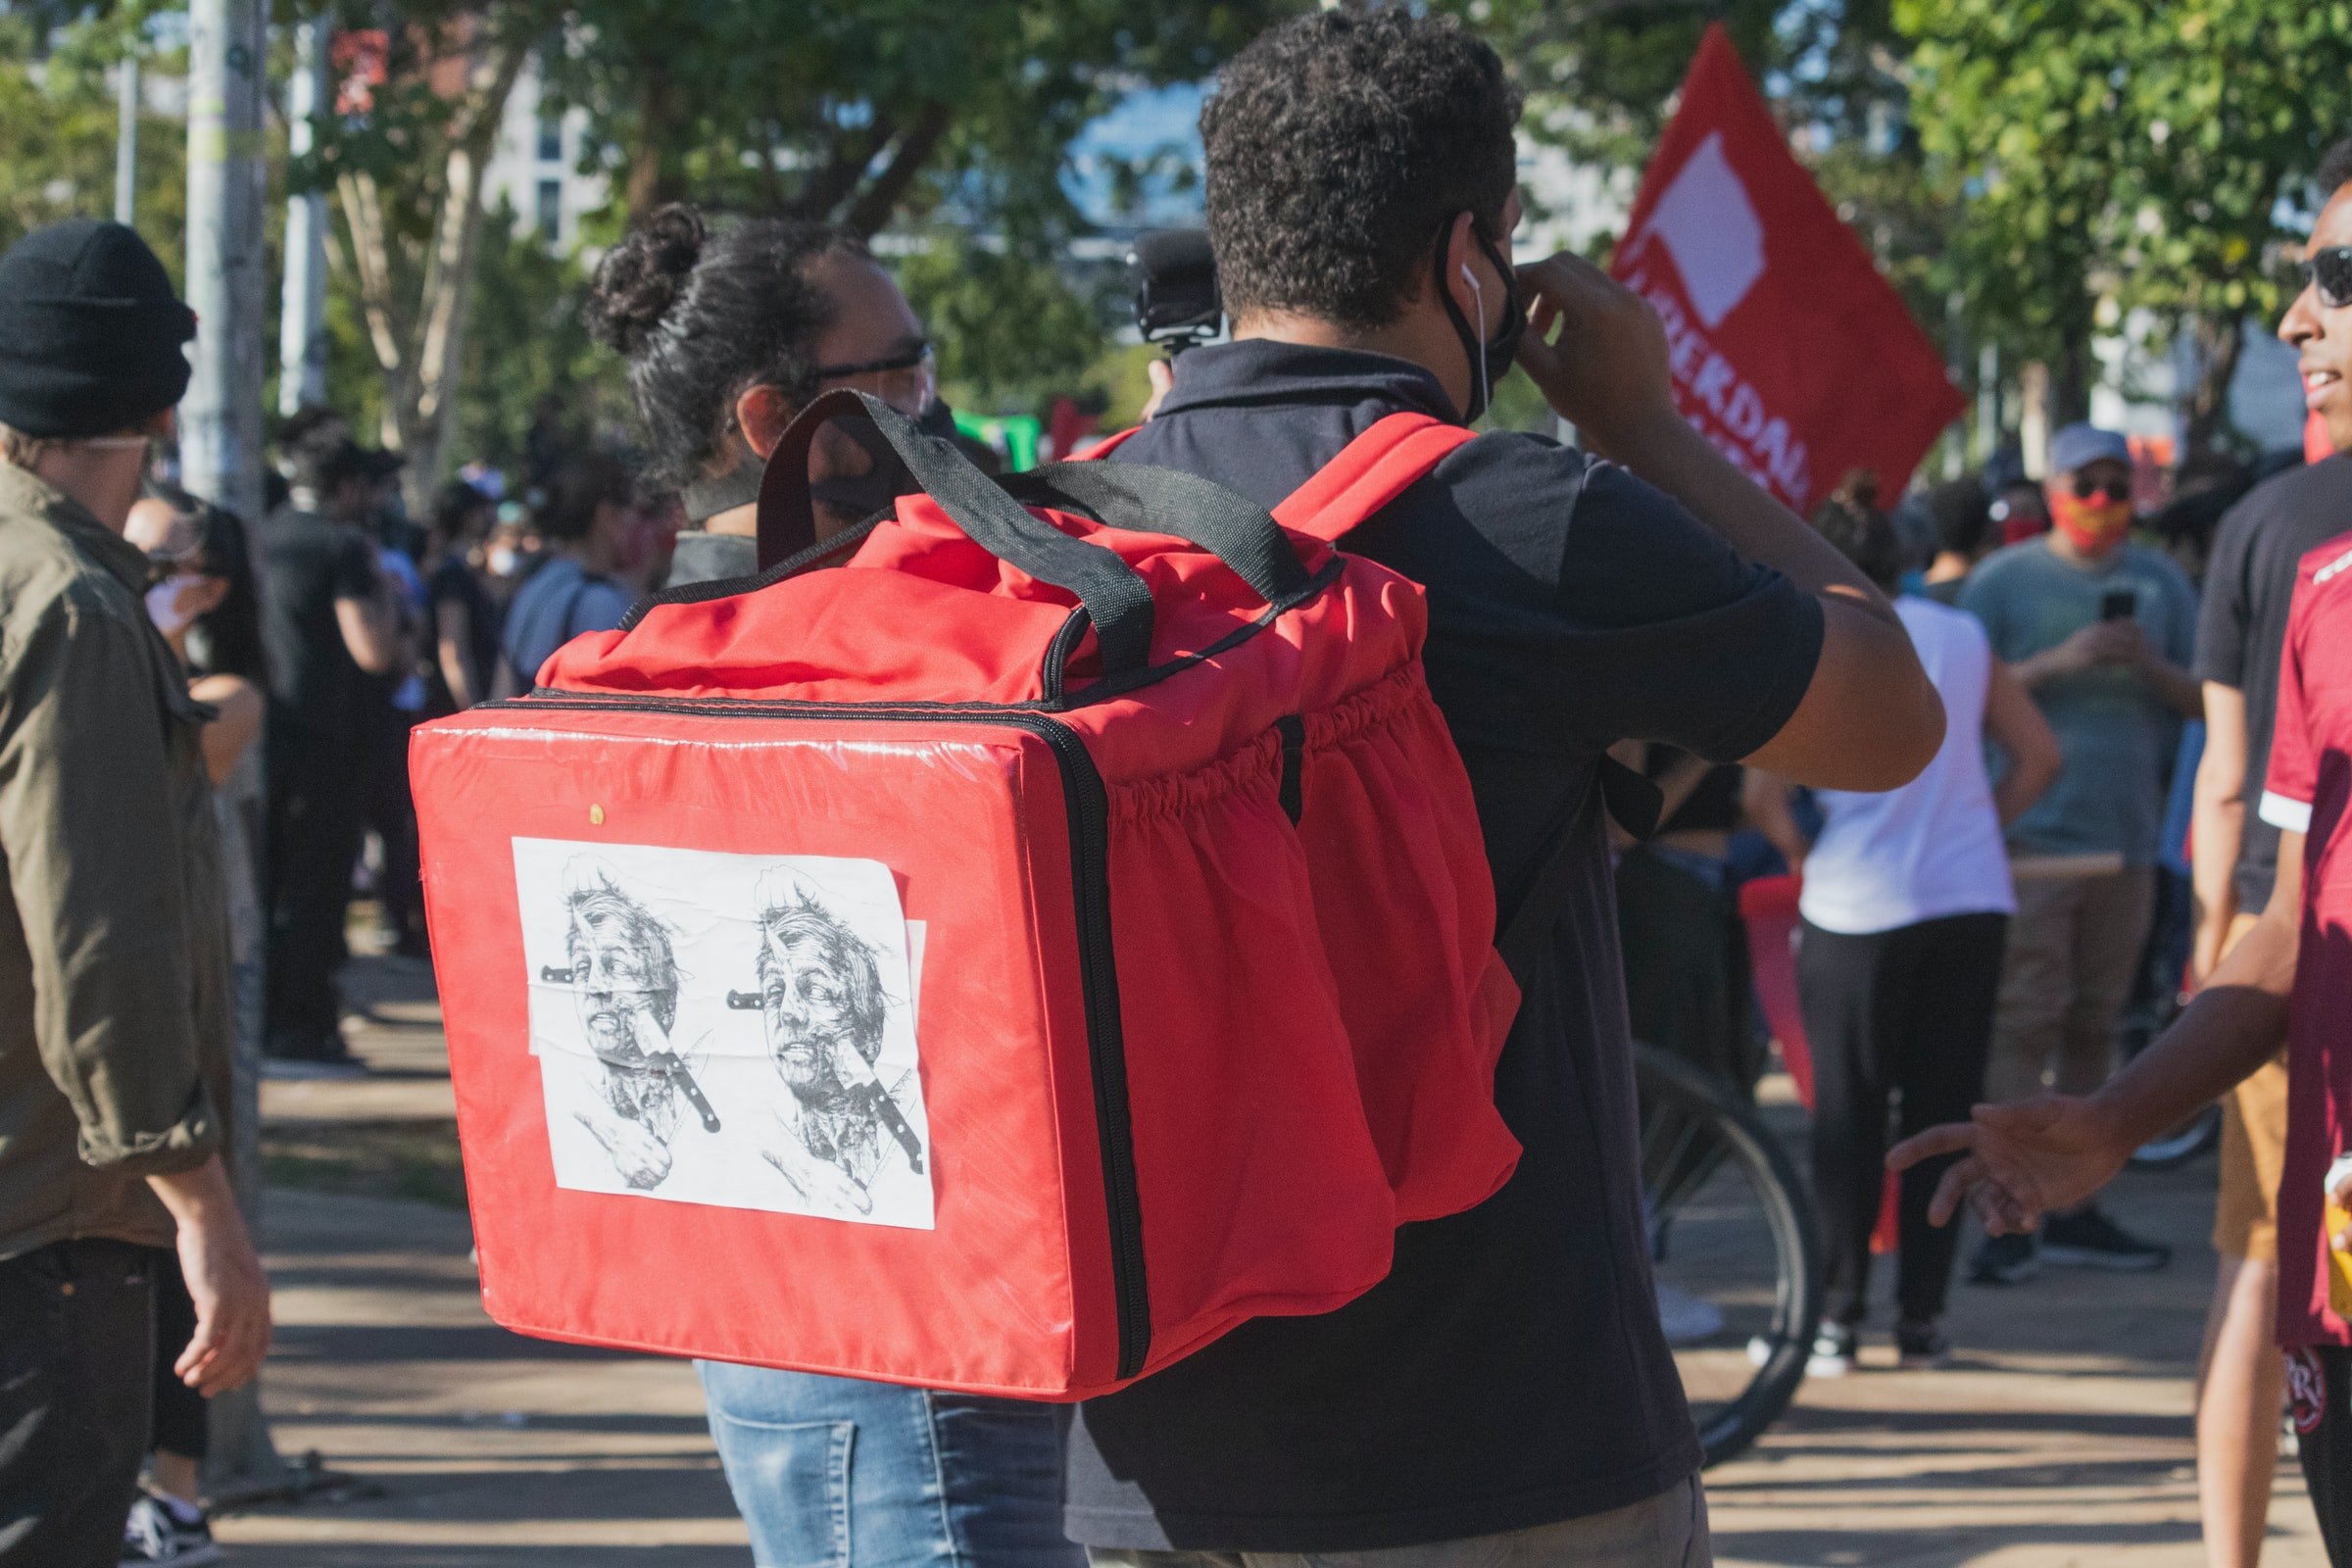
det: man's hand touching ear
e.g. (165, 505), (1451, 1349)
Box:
(1512, 253), (1678, 458)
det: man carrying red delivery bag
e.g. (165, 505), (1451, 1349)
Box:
(1060, 12), (1941, 1565)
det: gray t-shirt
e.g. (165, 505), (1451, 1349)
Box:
(1960, 536), (2198, 862)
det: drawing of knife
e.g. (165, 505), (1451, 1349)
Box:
(858, 1084), (925, 1174)
(644, 1050), (721, 1133)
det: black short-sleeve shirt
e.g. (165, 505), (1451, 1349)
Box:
(2194, 455), (2352, 913)
(255, 504), (381, 749)
(1062, 341), (1825, 1552)
(424, 554), (499, 716)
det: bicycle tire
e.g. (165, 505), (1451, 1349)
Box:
(2131, 1102), (2223, 1170)
(1635, 1042), (1823, 1468)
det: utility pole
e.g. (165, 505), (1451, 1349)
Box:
(186, 0), (296, 1495)
(183, 0), (269, 525)
(278, 16), (332, 417)
(115, 57), (139, 225)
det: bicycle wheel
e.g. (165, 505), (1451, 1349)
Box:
(2119, 994), (2223, 1169)
(1635, 1042), (1823, 1468)
(2132, 1102), (2222, 1169)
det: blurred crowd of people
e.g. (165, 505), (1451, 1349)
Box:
(1623, 404), (2345, 1566)
(227, 410), (681, 1068)
(5, 7), (2352, 1566)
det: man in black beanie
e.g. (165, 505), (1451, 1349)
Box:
(0, 219), (271, 1566)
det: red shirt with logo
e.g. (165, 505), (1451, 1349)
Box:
(2258, 533), (2352, 1348)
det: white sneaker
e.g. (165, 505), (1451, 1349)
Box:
(121, 1493), (221, 1567)
(1807, 1322), (1857, 1378)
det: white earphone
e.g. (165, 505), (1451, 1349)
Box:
(1460, 262), (1489, 420)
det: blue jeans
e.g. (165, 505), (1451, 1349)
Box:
(697, 1362), (1084, 1568)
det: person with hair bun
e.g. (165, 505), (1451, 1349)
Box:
(585, 205), (1081, 1568)
(1744, 471), (2061, 1376)
(588, 203), (950, 587)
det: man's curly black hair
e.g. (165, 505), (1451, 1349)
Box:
(1201, 9), (1522, 332)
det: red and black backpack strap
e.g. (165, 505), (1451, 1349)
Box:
(1273, 413), (1477, 543)
(1280, 414), (1665, 978)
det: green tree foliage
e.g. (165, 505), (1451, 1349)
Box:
(1452, 0), (1832, 173)
(1899, 0), (2352, 444)
(0, 14), (191, 272)
(543, 0), (1302, 238)
(325, 198), (631, 479)
(896, 229), (1109, 416)
(455, 205), (631, 471)
(300, 0), (564, 495)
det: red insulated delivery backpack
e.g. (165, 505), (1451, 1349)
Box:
(412, 389), (1558, 1398)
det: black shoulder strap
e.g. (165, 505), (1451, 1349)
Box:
(1494, 755), (1662, 987)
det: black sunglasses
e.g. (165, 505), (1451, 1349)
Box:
(2298, 247), (2352, 310)
(2071, 474), (2130, 503)
(815, 341), (934, 381)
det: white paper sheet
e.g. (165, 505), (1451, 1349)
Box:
(513, 838), (933, 1230)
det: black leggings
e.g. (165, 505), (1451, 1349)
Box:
(149, 1250), (206, 1461)
(1796, 911), (2008, 1326)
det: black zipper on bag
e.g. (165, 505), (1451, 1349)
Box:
(477, 691), (1153, 1380)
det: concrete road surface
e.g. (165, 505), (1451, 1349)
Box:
(214, 956), (2330, 1565)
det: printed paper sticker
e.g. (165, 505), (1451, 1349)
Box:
(513, 839), (933, 1230)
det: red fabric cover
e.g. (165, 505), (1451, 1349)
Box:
(414, 415), (1520, 1397)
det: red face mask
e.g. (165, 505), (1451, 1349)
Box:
(2049, 489), (2132, 554)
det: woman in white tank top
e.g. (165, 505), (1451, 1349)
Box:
(1745, 476), (2060, 1374)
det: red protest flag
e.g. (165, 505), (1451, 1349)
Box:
(1609, 24), (1963, 514)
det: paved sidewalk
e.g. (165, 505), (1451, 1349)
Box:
(1705, 1156), (2330, 1566)
(219, 956), (746, 1564)
(214, 1187), (744, 1565)
(218, 957), (2331, 1565)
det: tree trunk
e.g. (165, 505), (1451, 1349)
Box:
(2181, 312), (2244, 459)
(330, 171), (414, 452)
(792, 112), (894, 221)
(841, 101), (951, 239)
(626, 60), (681, 220)
(404, 37), (530, 507)
(2051, 334), (2094, 429)
(2020, 360), (2051, 477)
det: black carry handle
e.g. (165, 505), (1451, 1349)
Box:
(1006, 463), (1312, 608)
(758, 389), (1157, 675)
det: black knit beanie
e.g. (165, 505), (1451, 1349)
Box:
(0, 219), (196, 440)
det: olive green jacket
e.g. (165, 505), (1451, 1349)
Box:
(0, 463), (227, 1260)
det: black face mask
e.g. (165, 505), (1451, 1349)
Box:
(808, 398), (962, 523)
(680, 399), (963, 528)
(1432, 220), (1524, 425)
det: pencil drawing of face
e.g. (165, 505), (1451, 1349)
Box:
(564, 864), (680, 1130)
(519, 839), (932, 1224)
(754, 879), (886, 1108)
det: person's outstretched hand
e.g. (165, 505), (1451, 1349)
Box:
(1512, 252), (1677, 457)
(148, 1155), (272, 1396)
(1886, 1095), (2133, 1237)
(174, 1205), (272, 1396)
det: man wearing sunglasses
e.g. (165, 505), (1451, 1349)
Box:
(2180, 137), (2352, 1568)
(1891, 143), (2352, 1566)
(1959, 421), (2202, 1285)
